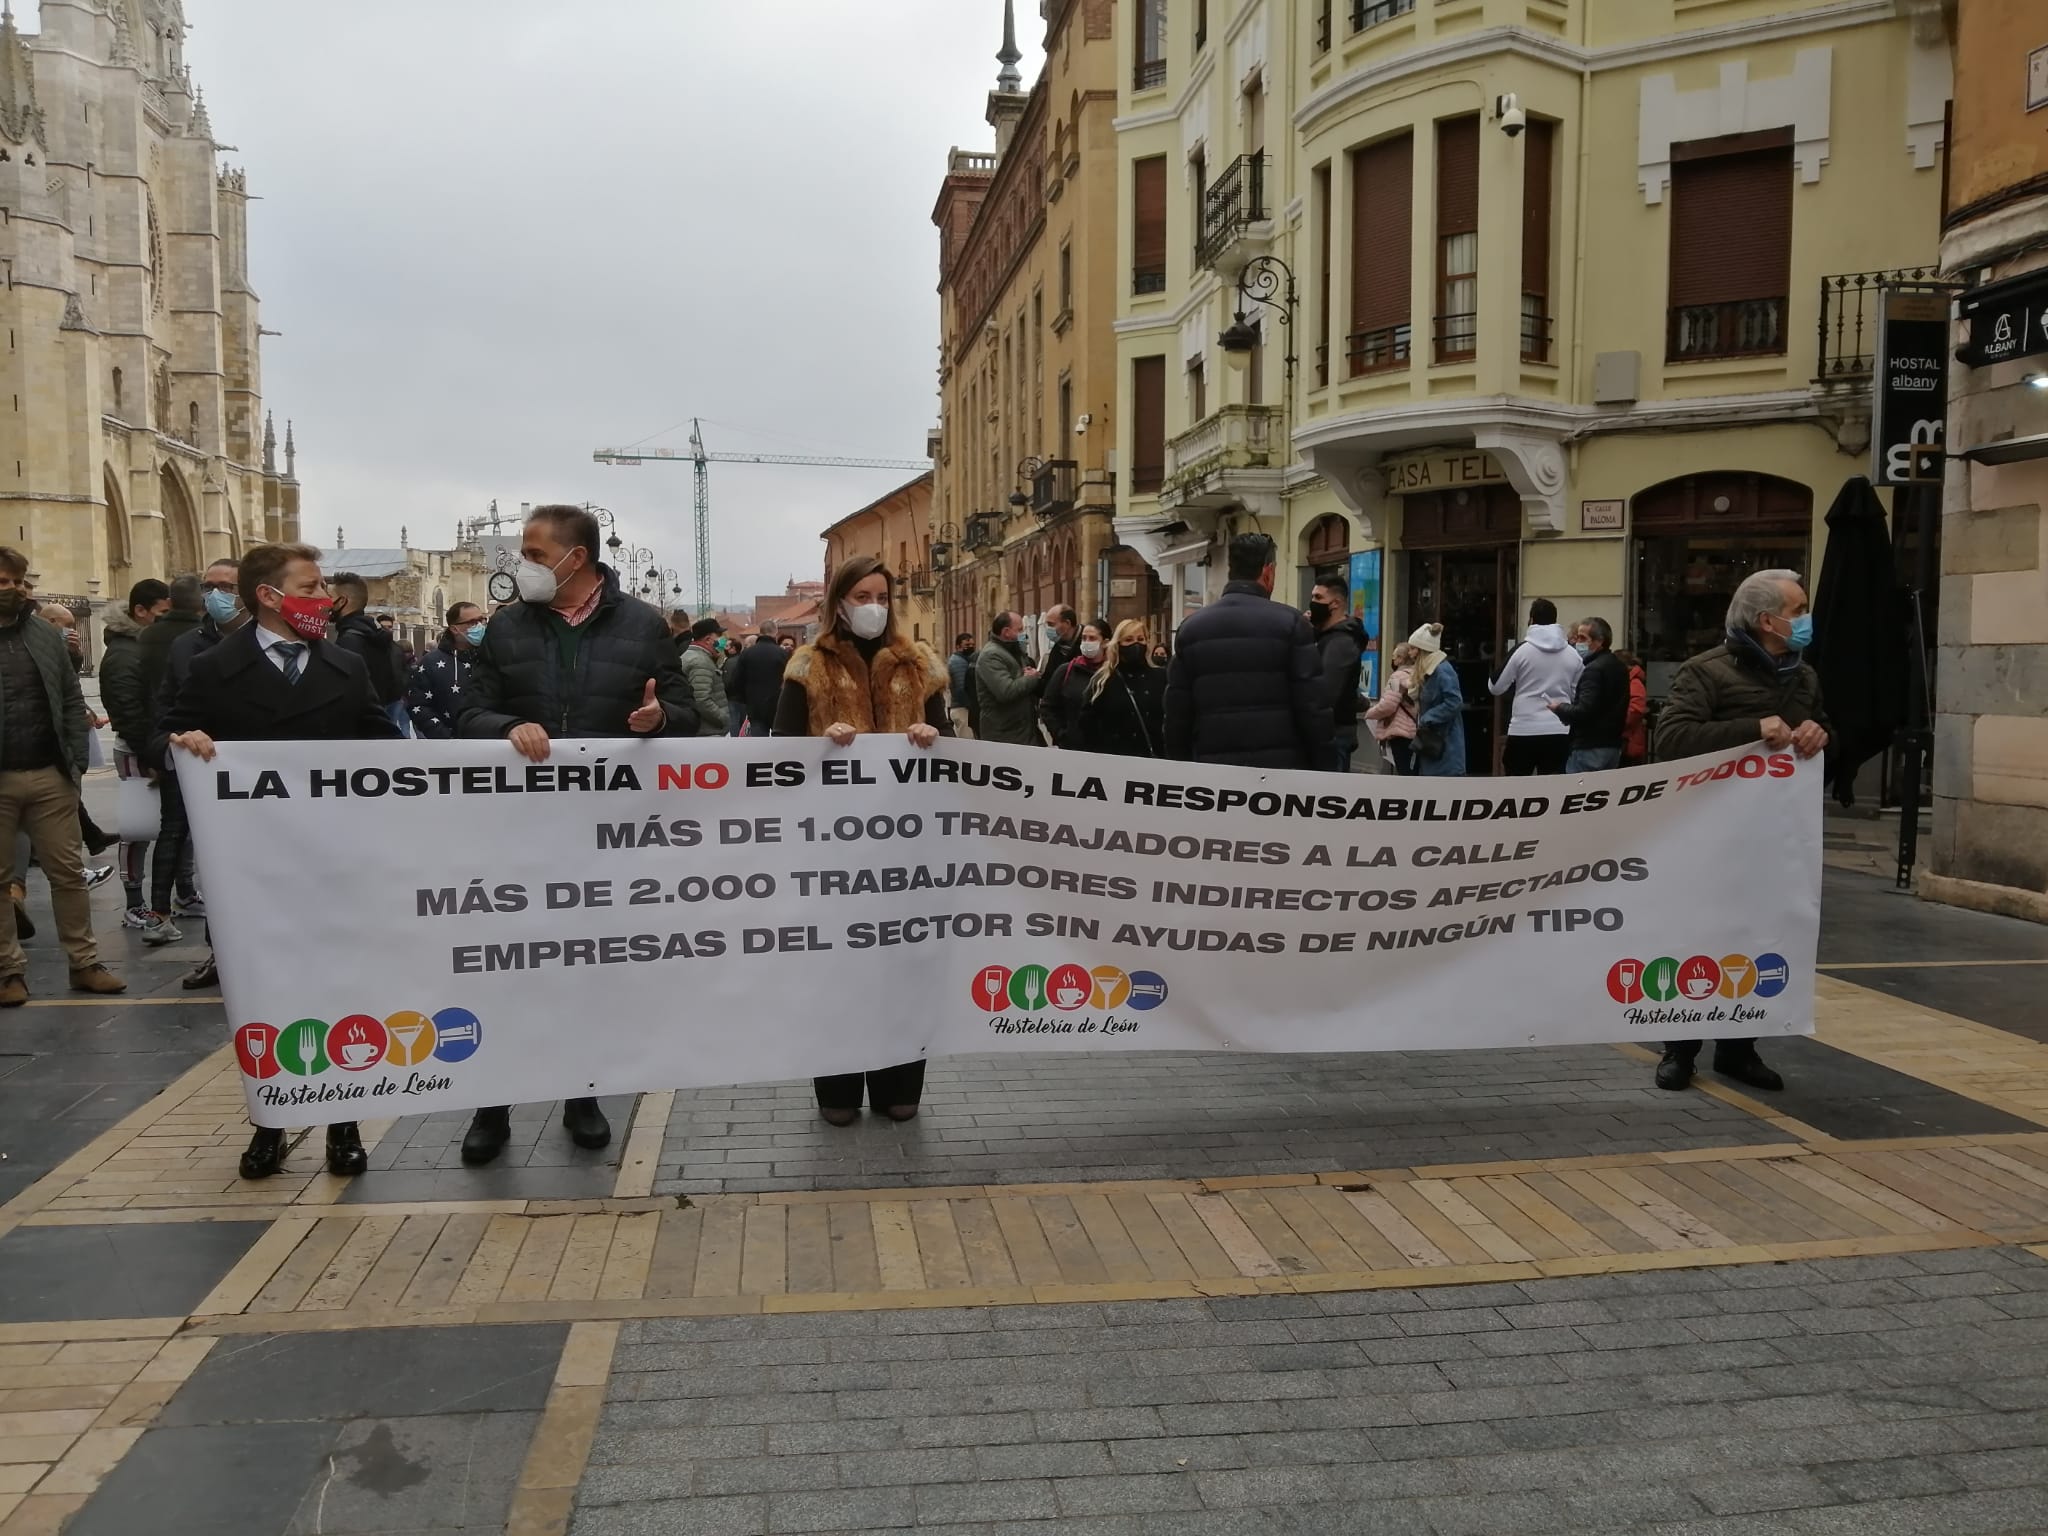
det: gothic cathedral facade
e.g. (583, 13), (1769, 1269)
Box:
(0, 0), (299, 611)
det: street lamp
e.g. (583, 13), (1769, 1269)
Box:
(1008, 457), (1046, 509)
(930, 521), (960, 572)
(1218, 255), (1297, 382)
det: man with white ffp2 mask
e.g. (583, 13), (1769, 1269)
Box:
(455, 503), (697, 1167)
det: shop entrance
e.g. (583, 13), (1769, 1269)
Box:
(1630, 472), (1812, 700)
(1402, 485), (1522, 775)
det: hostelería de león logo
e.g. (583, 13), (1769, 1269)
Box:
(970, 963), (1166, 1036)
(1604, 953), (1789, 1028)
(234, 1007), (483, 1105)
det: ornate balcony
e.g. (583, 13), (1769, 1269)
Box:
(1816, 268), (1956, 385)
(1196, 154), (1271, 275)
(1031, 459), (1078, 517)
(1161, 405), (1283, 514)
(1668, 298), (1787, 363)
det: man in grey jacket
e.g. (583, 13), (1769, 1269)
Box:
(678, 618), (731, 737)
(973, 612), (1041, 745)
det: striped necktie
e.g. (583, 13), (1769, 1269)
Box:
(275, 641), (306, 684)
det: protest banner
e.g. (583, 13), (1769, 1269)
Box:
(177, 738), (1821, 1128)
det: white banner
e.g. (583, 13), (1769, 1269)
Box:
(177, 739), (1821, 1127)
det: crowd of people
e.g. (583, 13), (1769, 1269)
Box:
(0, 508), (1835, 1186)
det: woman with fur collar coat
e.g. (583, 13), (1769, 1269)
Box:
(773, 554), (950, 1125)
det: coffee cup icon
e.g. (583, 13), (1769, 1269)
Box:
(1052, 984), (1087, 1009)
(340, 1041), (380, 1069)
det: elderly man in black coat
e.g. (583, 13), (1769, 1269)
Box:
(156, 541), (399, 1181)
(457, 503), (695, 1167)
(1164, 533), (1335, 770)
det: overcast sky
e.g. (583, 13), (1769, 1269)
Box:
(161, 0), (1041, 610)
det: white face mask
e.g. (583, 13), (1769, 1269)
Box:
(1079, 640), (1102, 660)
(515, 550), (575, 605)
(841, 600), (889, 640)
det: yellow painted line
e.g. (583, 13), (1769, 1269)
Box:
(172, 1226), (2012, 1340)
(15, 997), (222, 1007)
(503, 1320), (619, 1536)
(1819, 959), (2048, 970)
(611, 1091), (673, 1200)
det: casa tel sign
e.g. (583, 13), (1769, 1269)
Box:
(1382, 450), (1509, 495)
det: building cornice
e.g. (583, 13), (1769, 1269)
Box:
(1293, 389), (1823, 453)
(1115, 48), (1215, 136)
(1113, 272), (1223, 334)
(1294, 1), (1897, 134)
(1941, 189), (2048, 276)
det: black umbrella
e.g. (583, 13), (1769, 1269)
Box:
(1808, 476), (1906, 807)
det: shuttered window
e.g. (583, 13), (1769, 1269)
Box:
(1133, 156), (1167, 294)
(1132, 356), (1166, 494)
(1667, 132), (1793, 361)
(1347, 132), (1412, 376)
(1435, 115), (1479, 361)
(1314, 162), (1332, 384)
(1521, 118), (1554, 361)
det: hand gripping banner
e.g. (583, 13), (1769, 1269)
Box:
(176, 738), (1822, 1127)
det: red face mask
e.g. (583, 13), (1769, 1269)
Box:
(273, 591), (333, 640)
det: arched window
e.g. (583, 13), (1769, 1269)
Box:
(1305, 513), (1351, 570)
(111, 367), (123, 414)
(1630, 472), (1812, 674)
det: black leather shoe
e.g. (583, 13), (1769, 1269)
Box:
(461, 1106), (512, 1165)
(1714, 1051), (1785, 1092)
(562, 1097), (611, 1150)
(239, 1127), (286, 1180)
(883, 1104), (920, 1122)
(1655, 1052), (1695, 1092)
(819, 1106), (859, 1127)
(181, 955), (219, 990)
(325, 1122), (368, 1177)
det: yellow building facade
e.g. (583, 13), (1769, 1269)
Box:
(0, 0), (302, 624)
(931, 0), (1141, 651)
(1116, 0), (1948, 771)
(819, 472), (938, 645)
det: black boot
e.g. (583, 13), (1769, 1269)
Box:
(461, 1106), (512, 1165)
(325, 1122), (367, 1177)
(562, 1097), (611, 1150)
(240, 1127), (286, 1180)
(1655, 1051), (1695, 1092)
(181, 954), (219, 990)
(1713, 1047), (1784, 1092)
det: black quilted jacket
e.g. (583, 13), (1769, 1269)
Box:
(457, 566), (697, 740)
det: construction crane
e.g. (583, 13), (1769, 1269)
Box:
(594, 419), (929, 614)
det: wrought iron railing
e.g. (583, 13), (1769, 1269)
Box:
(1196, 155), (1267, 270)
(1434, 312), (1478, 363)
(1135, 57), (1166, 91)
(1133, 263), (1167, 295)
(1668, 297), (1787, 362)
(1032, 460), (1078, 516)
(1346, 324), (1411, 377)
(1817, 268), (1952, 383)
(1315, 0), (1332, 52)
(1353, 0), (1415, 32)
(1520, 302), (1554, 364)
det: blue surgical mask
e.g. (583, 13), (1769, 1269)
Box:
(203, 589), (238, 623)
(1573, 642), (1591, 658)
(1784, 615), (1813, 651)
(464, 622), (487, 646)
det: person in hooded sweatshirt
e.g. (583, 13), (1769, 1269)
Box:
(1488, 598), (1581, 775)
(1310, 577), (1367, 773)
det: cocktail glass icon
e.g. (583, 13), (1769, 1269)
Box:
(1721, 960), (1751, 996)
(388, 1019), (429, 1063)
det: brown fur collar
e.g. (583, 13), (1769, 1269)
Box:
(783, 629), (947, 736)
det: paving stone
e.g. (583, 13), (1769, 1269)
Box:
(1691, 1469), (1841, 1515)
(762, 1487), (916, 1533)
(1810, 1456), (1969, 1502)
(1053, 1472), (1204, 1516)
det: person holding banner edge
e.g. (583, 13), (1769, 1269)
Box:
(1651, 568), (1831, 1095)
(775, 553), (949, 1125)
(456, 503), (697, 1167)
(156, 542), (399, 1179)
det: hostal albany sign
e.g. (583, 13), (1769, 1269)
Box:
(1959, 269), (2048, 369)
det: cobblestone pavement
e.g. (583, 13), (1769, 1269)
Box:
(2, 864), (2045, 1533)
(576, 1246), (2048, 1536)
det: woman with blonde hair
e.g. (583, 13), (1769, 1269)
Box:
(773, 553), (948, 1125)
(1363, 641), (1422, 775)
(1070, 618), (1165, 758)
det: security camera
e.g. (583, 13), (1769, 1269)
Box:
(1496, 93), (1526, 138)
(1074, 413), (1092, 435)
